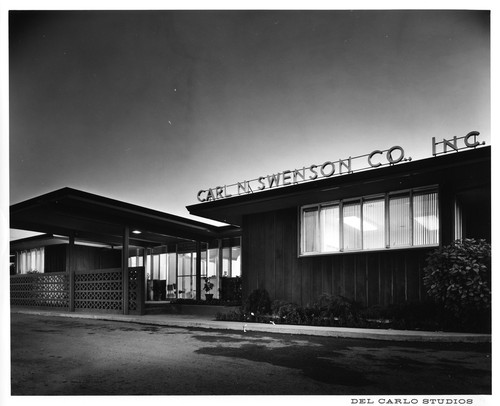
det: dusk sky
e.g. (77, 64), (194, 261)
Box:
(7, 9), (491, 238)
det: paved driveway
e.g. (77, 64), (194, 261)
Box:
(10, 313), (491, 395)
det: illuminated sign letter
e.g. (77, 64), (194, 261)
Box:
(197, 190), (207, 202)
(320, 161), (335, 177)
(206, 189), (215, 201)
(237, 181), (252, 195)
(339, 157), (352, 174)
(215, 186), (224, 200)
(282, 170), (292, 186)
(309, 165), (318, 180)
(293, 167), (306, 184)
(257, 176), (266, 190)
(443, 136), (458, 153)
(267, 173), (281, 188)
(368, 150), (383, 167)
(386, 146), (405, 164)
(464, 131), (480, 148)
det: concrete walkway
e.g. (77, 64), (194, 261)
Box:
(10, 307), (491, 343)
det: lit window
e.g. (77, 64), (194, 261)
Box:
(300, 187), (438, 255)
(363, 198), (385, 249)
(389, 194), (411, 247)
(343, 201), (362, 251)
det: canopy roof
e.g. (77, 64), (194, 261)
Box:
(11, 187), (238, 248)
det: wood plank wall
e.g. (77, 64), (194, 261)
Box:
(242, 208), (431, 307)
(45, 244), (121, 273)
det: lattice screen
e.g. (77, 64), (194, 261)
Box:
(11, 267), (144, 314)
(128, 267), (139, 311)
(74, 269), (123, 312)
(10, 273), (69, 308)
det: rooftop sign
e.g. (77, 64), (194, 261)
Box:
(197, 131), (484, 203)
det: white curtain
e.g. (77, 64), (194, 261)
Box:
(413, 192), (439, 245)
(343, 201), (362, 251)
(389, 195), (411, 247)
(18, 248), (44, 273)
(302, 207), (319, 253)
(363, 198), (385, 249)
(320, 204), (340, 252)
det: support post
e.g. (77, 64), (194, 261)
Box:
(143, 248), (149, 301)
(137, 266), (145, 315)
(122, 226), (130, 315)
(68, 234), (75, 312)
(195, 241), (202, 301)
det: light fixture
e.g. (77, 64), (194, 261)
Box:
(343, 216), (377, 231)
(132, 230), (142, 235)
(414, 216), (439, 231)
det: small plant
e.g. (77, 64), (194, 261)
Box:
(203, 277), (215, 293)
(203, 277), (215, 301)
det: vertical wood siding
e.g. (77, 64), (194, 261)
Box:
(242, 208), (432, 307)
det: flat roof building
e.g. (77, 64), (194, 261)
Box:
(10, 135), (490, 315)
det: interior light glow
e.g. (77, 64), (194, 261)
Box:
(343, 216), (377, 231)
(414, 216), (439, 231)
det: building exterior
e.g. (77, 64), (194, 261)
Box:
(10, 135), (490, 314)
(187, 137), (490, 308)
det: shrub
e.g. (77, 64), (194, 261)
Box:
(272, 301), (304, 324)
(242, 288), (271, 318)
(311, 294), (364, 326)
(423, 238), (491, 331)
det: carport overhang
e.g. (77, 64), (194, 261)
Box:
(10, 187), (240, 309)
(10, 187), (238, 248)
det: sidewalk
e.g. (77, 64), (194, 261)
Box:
(11, 307), (491, 343)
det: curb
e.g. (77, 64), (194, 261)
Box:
(10, 308), (491, 343)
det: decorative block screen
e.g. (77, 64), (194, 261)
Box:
(11, 267), (144, 315)
(128, 267), (140, 312)
(74, 268), (123, 312)
(10, 272), (69, 308)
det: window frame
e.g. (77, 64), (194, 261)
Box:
(299, 186), (439, 257)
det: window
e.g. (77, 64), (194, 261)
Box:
(389, 194), (411, 247)
(343, 201), (362, 251)
(17, 248), (45, 274)
(300, 187), (439, 255)
(363, 197), (385, 249)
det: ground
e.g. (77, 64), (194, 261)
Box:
(10, 313), (491, 396)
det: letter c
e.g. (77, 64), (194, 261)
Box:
(368, 150), (383, 167)
(464, 131), (480, 148)
(197, 190), (207, 202)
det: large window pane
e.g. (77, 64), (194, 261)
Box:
(363, 198), (385, 249)
(231, 247), (241, 277)
(413, 192), (439, 245)
(389, 194), (411, 247)
(302, 207), (319, 253)
(159, 253), (167, 280)
(343, 201), (362, 251)
(320, 204), (340, 252)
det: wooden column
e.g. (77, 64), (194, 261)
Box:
(122, 226), (130, 315)
(143, 248), (149, 300)
(137, 265), (145, 315)
(68, 234), (75, 312)
(195, 241), (202, 301)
